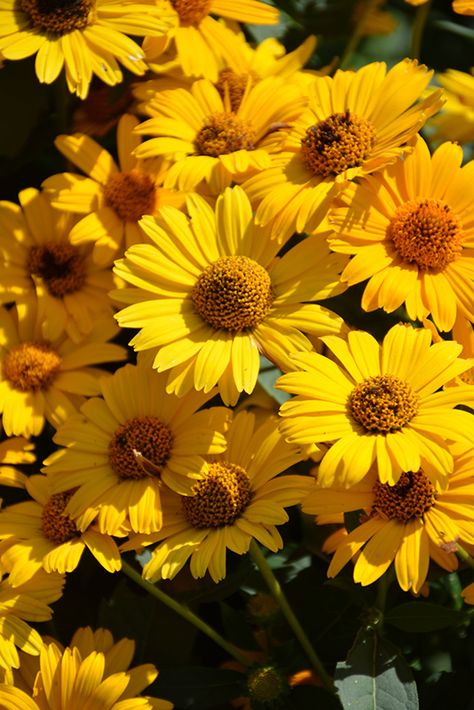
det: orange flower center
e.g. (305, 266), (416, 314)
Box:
(371, 470), (436, 521)
(349, 374), (419, 433)
(108, 416), (174, 480)
(3, 342), (61, 392)
(171, 0), (211, 25)
(181, 461), (252, 528)
(194, 112), (257, 157)
(41, 492), (79, 543)
(301, 110), (376, 178)
(192, 255), (273, 332)
(216, 69), (254, 112)
(104, 170), (157, 223)
(19, 0), (94, 34)
(387, 199), (463, 271)
(27, 242), (87, 298)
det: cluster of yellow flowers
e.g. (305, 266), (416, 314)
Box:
(0, 0), (473, 704)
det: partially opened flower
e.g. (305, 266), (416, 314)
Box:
(0, 0), (175, 98)
(43, 360), (229, 535)
(122, 410), (313, 583)
(0, 305), (126, 437)
(43, 115), (186, 265)
(305, 447), (474, 593)
(327, 137), (474, 332)
(0, 188), (116, 341)
(113, 186), (347, 405)
(277, 323), (474, 489)
(243, 59), (443, 241)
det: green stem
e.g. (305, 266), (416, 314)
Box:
(248, 541), (336, 694)
(121, 559), (252, 667)
(456, 544), (474, 570)
(411, 0), (432, 60)
(339, 0), (379, 70)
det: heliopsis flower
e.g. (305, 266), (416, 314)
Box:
(326, 136), (474, 332)
(0, 0), (175, 98)
(113, 186), (347, 405)
(0, 304), (126, 437)
(0, 433), (35, 472)
(429, 69), (474, 145)
(0, 474), (122, 585)
(43, 115), (186, 265)
(0, 554), (64, 670)
(122, 410), (313, 583)
(243, 59), (444, 242)
(277, 323), (474, 489)
(305, 447), (474, 593)
(143, 0), (278, 83)
(43, 360), (229, 535)
(133, 76), (306, 193)
(0, 626), (173, 708)
(0, 188), (116, 342)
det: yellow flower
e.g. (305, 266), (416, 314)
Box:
(0, 555), (64, 671)
(405, 0), (474, 12)
(143, 0), (279, 83)
(0, 474), (123, 584)
(304, 447), (474, 593)
(277, 323), (474, 489)
(429, 69), (474, 145)
(0, 188), (117, 342)
(122, 410), (314, 583)
(43, 360), (229, 535)
(327, 136), (474, 332)
(243, 59), (444, 242)
(0, 626), (173, 708)
(43, 114), (186, 265)
(133, 76), (307, 193)
(0, 303), (126, 437)
(462, 582), (474, 604)
(0, 0), (175, 98)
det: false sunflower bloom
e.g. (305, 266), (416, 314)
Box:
(142, 0), (278, 83)
(305, 446), (474, 593)
(0, 188), (116, 342)
(327, 137), (474, 332)
(0, 0), (175, 98)
(134, 76), (306, 193)
(430, 69), (474, 145)
(43, 360), (229, 536)
(0, 626), (173, 709)
(43, 114), (186, 266)
(0, 474), (122, 585)
(277, 323), (474, 489)
(243, 59), (444, 242)
(113, 186), (347, 406)
(0, 304), (126, 437)
(122, 410), (313, 583)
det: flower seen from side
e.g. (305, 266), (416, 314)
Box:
(429, 69), (474, 145)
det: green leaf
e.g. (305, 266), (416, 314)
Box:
(152, 666), (244, 709)
(335, 629), (418, 710)
(385, 602), (467, 633)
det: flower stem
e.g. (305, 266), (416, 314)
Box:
(456, 544), (474, 570)
(248, 540), (335, 694)
(121, 559), (252, 667)
(411, 0), (432, 60)
(339, 0), (379, 70)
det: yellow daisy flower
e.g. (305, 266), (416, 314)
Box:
(430, 69), (474, 145)
(327, 136), (474, 332)
(143, 0), (279, 83)
(42, 114), (186, 266)
(0, 557), (64, 671)
(43, 360), (229, 536)
(122, 410), (314, 583)
(0, 304), (126, 437)
(0, 188), (116, 342)
(243, 59), (444, 242)
(133, 76), (307, 193)
(0, 626), (173, 709)
(0, 474), (123, 584)
(0, 0), (175, 98)
(277, 323), (474, 489)
(113, 186), (347, 405)
(304, 447), (474, 593)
